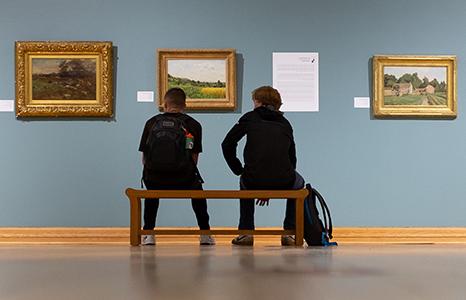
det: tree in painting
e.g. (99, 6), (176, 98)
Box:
(32, 58), (97, 100)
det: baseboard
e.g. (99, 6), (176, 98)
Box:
(334, 227), (466, 244)
(1, 227), (466, 244)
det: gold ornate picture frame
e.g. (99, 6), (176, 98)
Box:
(157, 49), (236, 111)
(373, 55), (457, 119)
(16, 41), (113, 117)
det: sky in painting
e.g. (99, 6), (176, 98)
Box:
(384, 66), (447, 82)
(168, 59), (226, 82)
(32, 58), (96, 74)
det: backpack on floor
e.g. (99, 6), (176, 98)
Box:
(144, 115), (194, 175)
(303, 183), (337, 247)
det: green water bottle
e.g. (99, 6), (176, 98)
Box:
(185, 133), (194, 150)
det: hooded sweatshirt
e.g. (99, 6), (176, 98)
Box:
(221, 106), (297, 189)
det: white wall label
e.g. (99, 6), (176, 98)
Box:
(137, 91), (154, 102)
(354, 97), (370, 108)
(273, 52), (319, 112)
(0, 100), (14, 112)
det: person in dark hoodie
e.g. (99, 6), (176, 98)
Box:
(222, 86), (304, 246)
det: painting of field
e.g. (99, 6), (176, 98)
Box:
(383, 66), (447, 106)
(167, 59), (226, 99)
(31, 58), (97, 100)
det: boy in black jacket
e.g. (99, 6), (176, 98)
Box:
(222, 86), (304, 246)
(139, 88), (215, 246)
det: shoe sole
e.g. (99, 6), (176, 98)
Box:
(231, 236), (254, 246)
(231, 241), (254, 246)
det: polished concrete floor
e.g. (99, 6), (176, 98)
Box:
(1, 243), (466, 300)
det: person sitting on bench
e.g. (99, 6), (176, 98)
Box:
(222, 86), (304, 246)
(139, 88), (215, 246)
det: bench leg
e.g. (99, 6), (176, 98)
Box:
(130, 196), (141, 246)
(295, 197), (304, 246)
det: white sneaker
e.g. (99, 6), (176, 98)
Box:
(141, 235), (155, 245)
(200, 235), (216, 245)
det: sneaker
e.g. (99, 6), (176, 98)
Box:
(281, 235), (295, 246)
(141, 235), (155, 245)
(200, 235), (216, 245)
(231, 235), (254, 246)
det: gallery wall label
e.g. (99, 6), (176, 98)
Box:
(273, 52), (319, 112)
(0, 100), (14, 112)
(137, 91), (154, 102)
(354, 97), (370, 108)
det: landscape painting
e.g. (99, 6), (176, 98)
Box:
(372, 55), (456, 118)
(158, 49), (237, 110)
(32, 57), (97, 100)
(167, 59), (226, 99)
(15, 41), (113, 117)
(383, 66), (447, 106)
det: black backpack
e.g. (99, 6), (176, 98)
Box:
(144, 115), (194, 175)
(303, 183), (337, 247)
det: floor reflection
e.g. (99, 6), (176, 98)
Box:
(2, 244), (465, 300)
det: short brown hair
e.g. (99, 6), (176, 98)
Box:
(164, 88), (186, 108)
(252, 86), (282, 110)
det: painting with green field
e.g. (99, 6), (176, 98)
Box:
(383, 66), (447, 106)
(32, 58), (97, 100)
(167, 59), (226, 99)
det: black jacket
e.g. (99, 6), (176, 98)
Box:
(221, 106), (297, 189)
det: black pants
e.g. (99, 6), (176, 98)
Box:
(143, 179), (210, 230)
(238, 172), (305, 230)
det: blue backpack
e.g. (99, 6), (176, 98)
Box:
(303, 183), (337, 247)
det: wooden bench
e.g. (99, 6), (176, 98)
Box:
(125, 188), (309, 246)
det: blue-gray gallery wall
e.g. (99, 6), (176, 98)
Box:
(0, 0), (465, 227)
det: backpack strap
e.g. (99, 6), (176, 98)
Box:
(304, 182), (337, 246)
(176, 113), (189, 129)
(177, 114), (205, 184)
(313, 188), (337, 246)
(312, 188), (333, 239)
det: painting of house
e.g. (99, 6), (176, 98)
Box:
(380, 63), (450, 108)
(391, 83), (413, 96)
(425, 84), (435, 94)
(414, 84), (435, 95)
(384, 88), (394, 96)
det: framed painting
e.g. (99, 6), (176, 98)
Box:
(157, 49), (236, 111)
(373, 55), (456, 118)
(15, 41), (113, 117)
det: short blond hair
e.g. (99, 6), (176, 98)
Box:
(252, 86), (282, 110)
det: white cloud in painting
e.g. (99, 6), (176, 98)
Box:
(32, 58), (96, 74)
(168, 59), (226, 83)
(385, 66), (447, 82)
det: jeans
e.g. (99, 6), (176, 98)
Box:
(238, 172), (305, 230)
(143, 179), (210, 230)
